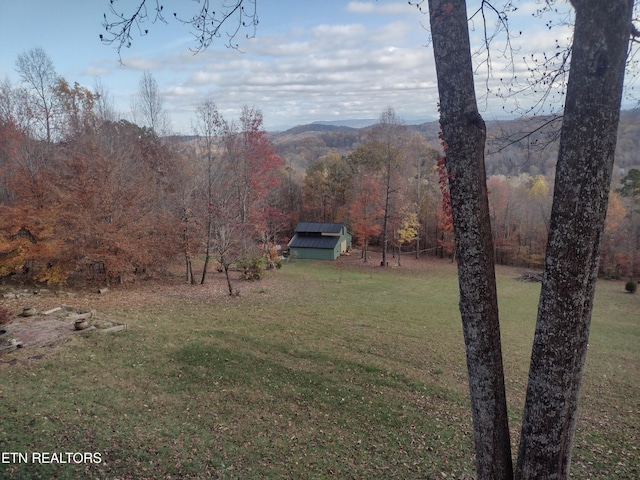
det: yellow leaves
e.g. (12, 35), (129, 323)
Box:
(605, 191), (625, 233)
(529, 175), (549, 198)
(398, 212), (419, 245)
(35, 263), (69, 286)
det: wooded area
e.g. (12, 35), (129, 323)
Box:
(1, 50), (639, 287)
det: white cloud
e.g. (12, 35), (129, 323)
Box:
(346, 1), (415, 15)
(121, 56), (163, 72)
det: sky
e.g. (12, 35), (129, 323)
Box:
(0, 1), (584, 132)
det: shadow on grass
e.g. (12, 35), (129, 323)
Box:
(152, 331), (477, 478)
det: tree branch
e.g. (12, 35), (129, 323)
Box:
(100, 0), (258, 60)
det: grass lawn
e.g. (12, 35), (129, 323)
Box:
(0, 257), (638, 479)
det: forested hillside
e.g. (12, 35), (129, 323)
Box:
(272, 109), (640, 177)
(1, 50), (638, 287)
(271, 109), (640, 277)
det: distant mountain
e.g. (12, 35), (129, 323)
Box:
(270, 109), (640, 177)
(280, 123), (358, 136)
(312, 119), (378, 129)
(311, 117), (435, 129)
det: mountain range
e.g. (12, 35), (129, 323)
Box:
(269, 110), (640, 179)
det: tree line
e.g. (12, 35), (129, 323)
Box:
(1, 48), (639, 288)
(0, 48), (288, 291)
(296, 113), (639, 277)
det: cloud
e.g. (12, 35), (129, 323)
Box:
(83, 66), (110, 77)
(119, 56), (163, 72)
(311, 23), (368, 38)
(140, 13), (436, 131)
(346, 1), (415, 15)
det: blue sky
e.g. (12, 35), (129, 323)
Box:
(0, 1), (580, 132)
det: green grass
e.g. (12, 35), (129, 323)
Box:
(0, 259), (638, 479)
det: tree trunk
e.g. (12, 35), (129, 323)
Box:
(428, 1), (513, 478)
(185, 253), (194, 284)
(201, 217), (213, 285)
(516, 2), (633, 479)
(222, 261), (234, 296)
(381, 161), (391, 267)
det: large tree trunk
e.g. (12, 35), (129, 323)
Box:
(516, 2), (633, 479)
(428, 1), (513, 479)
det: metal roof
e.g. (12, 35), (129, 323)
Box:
(294, 222), (344, 234)
(288, 235), (340, 249)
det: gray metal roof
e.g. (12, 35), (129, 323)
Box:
(295, 222), (344, 234)
(288, 234), (340, 249)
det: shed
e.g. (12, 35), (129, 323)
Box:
(288, 222), (352, 260)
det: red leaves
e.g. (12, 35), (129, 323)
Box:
(349, 172), (384, 250)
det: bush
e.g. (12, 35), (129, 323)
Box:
(625, 279), (637, 294)
(239, 255), (266, 281)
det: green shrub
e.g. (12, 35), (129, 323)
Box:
(625, 279), (637, 294)
(239, 255), (266, 281)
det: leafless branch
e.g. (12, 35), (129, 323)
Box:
(487, 115), (563, 155)
(100, 0), (258, 60)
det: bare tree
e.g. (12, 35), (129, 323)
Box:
(94, 77), (118, 124)
(131, 71), (170, 136)
(15, 47), (59, 142)
(193, 99), (224, 284)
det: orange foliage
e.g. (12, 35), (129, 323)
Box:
(349, 172), (384, 254)
(0, 120), (182, 285)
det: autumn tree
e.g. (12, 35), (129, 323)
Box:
(368, 108), (409, 267)
(405, 132), (440, 258)
(93, 77), (119, 123)
(0, 114), (24, 204)
(189, 106), (284, 285)
(600, 191), (628, 277)
(486, 174), (552, 267)
(426, 1), (635, 479)
(617, 168), (640, 276)
(301, 159), (334, 223)
(396, 211), (419, 265)
(209, 172), (246, 295)
(349, 171), (384, 262)
(224, 107), (283, 241)
(55, 79), (98, 139)
(435, 152), (455, 258)
(51, 119), (181, 285)
(301, 154), (352, 223)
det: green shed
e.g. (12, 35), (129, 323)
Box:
(288, 222), (352, 260)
